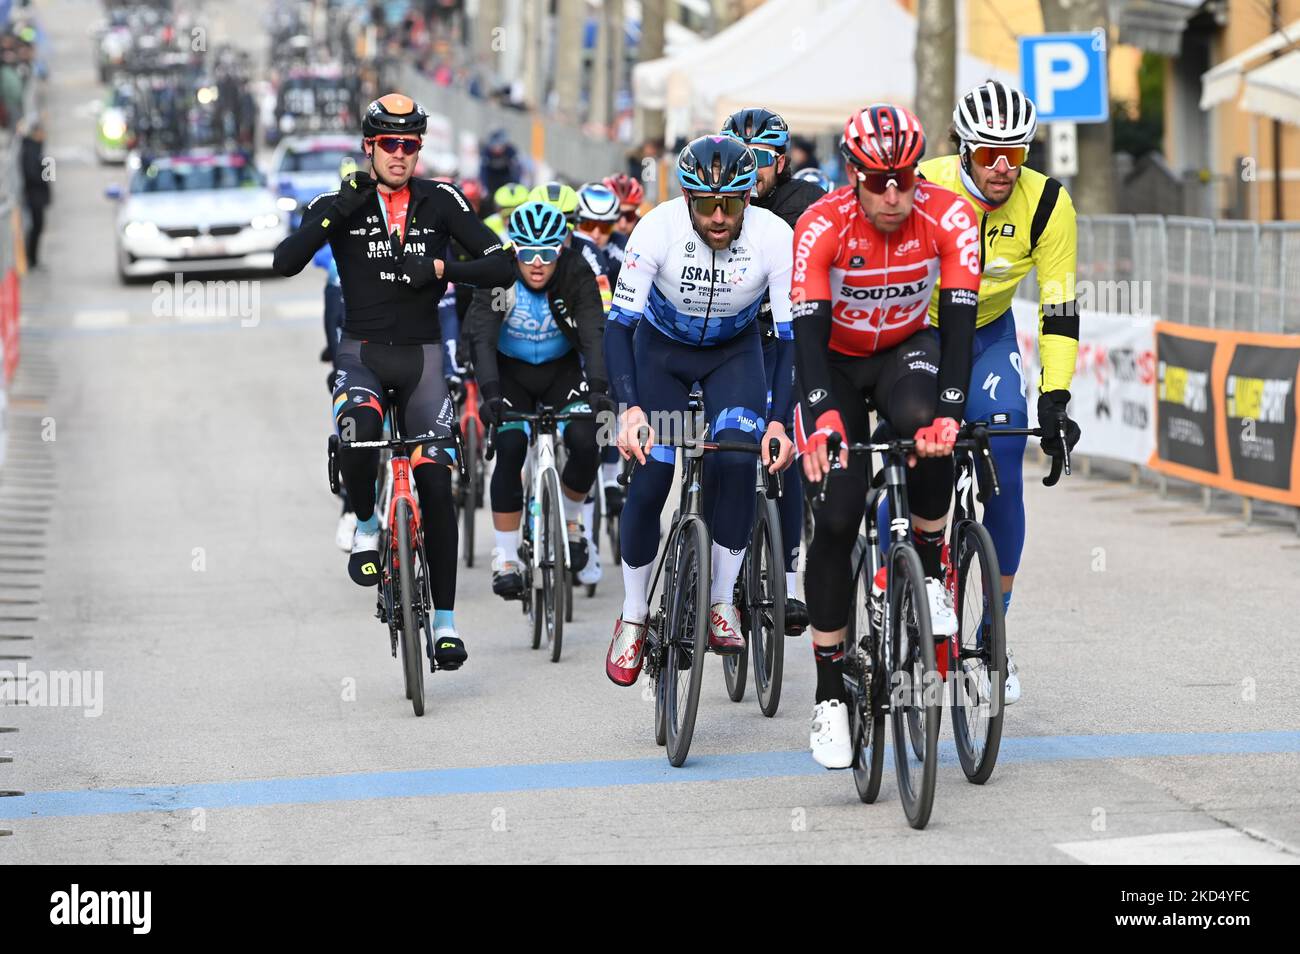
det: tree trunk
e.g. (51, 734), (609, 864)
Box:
(914, 0), (957, 156)
(1039, 0), (1116, 214)
(639, 0), (667, 142)
(553, 0), (585, 123)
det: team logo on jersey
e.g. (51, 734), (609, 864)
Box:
(1001, 224), (1016, 237)
(942, 387), (965, 403)
(849, 256), (864, 268)
(808, 388), (828, 405)
(894, 238), (920, 255)
(685, 240), (696, 254)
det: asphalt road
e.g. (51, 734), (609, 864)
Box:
(0, 0), (1297, 864)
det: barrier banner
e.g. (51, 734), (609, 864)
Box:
(1011, 302), (1156, 466)
(1151, 322), (1300, 506)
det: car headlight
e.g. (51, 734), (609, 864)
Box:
(251, 214), (281, 230)
(275, 196), (298, 213)
(123, 220), (159, 239)
(100, 117), (127, 140)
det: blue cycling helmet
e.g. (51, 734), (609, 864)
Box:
(793, 167), (833, 193)
(721, 107), (790, 151)
(676, 135), (757, 194)
(508, 200), (569, 247)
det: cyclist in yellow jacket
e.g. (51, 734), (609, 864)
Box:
(910, 80), (1081, 704)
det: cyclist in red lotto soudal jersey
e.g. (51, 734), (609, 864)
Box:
(791, 104), (982, 769)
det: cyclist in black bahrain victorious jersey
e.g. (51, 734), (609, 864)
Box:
(274, 93), (514, 670)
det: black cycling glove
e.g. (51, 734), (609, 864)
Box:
(402, 254), (439, 288)
(481, 395), (510, 428)
(1037, 390), (1081, 458)
(332, 171), (376, 219)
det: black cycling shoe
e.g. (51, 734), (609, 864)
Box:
(603, 483), (625, 517)
(432, 632), (468, 671)
(491, 566), (524, 599)
(785, 597), (810, 636)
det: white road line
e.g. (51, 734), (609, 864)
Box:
(1054, 828), (1300, 865)
(72, 310), (130, 329)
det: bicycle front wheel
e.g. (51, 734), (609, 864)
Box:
(664, 517), (711, 767)
(749, 495), (786, 717)
(950, 521), (1006, 784)
(541, 471), (566, 663)
(395, 499), (425, 717)
(848, 537), (885, 803)
(889, 543), (938, 829)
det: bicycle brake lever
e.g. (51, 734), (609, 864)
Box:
(484, 425), (496, 462)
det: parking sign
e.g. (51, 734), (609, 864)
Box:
(1019, 30), (1109, 124)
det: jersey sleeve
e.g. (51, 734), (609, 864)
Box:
(790, 204), (839, 306)
(608, 208), (663, 327)
(931, 193), (983, 422)
(1034, 187), (1080, 394)
(763, 214), (795, 340)
(435, 182), (514, 288)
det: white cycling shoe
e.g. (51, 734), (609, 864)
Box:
(810, 700), (853, 769)
(335, 511), (357, 551)
(925, 578), (959, 637)
(1004, 647), (1021, 705)
(577, 549), (602, 586)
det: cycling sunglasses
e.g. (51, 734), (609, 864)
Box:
(370, 136), (422, 156)
(618, 208), (640, 223)
(688, 193), (746, 216)
(515, 245), (561, 265)
(750, 146), (780, 168)
(969, 143), (1028, 170)
(857, 166), (916, 195)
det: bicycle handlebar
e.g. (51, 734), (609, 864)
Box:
(617, 436), (788, 490)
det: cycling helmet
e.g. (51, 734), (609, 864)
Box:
(458, 178), (484, 212)
(361, 92), (428, 137)
(528, 182), (580, 219)
(676, 135), (757, 194)
(953, 80), (1037, 146)
(793, 167), (833, 192)
(576, 182), (620, 222)
(494, 182), (530, 212)
(721, 107), (790, 151)
(508, 201), (569, 247)
(603, 173), (645, 208)
(840, 103), (925, 171)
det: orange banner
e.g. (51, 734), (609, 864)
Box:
(1151, 322), (1300, 506)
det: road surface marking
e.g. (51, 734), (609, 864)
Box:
(72, 310), (129, 329)
(1055, 828), (1299, 864)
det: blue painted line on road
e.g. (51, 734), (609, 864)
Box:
(2, 730), (1297, 820)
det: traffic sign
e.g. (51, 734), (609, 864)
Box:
(1019, 30), (1109, 124)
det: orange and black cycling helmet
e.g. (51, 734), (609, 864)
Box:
(840, 104), (925, 172)
(362, 93), (428, 137)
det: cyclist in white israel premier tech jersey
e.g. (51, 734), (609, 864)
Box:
(603, 134), (797, 687)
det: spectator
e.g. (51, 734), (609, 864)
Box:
(479, 128), (521, 195)
(20, 118), (49, 268)
(789, 135), (818, 173)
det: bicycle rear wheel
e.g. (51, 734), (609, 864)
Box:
(723, 570), (749, 702)
(541, 471), (566, 663)
(889, 544), (938, 829)
(664, 518), (710, 767)
(847, 537), (886, 803)
(749, 495), (786, 717)
(950, 521), (1006, 784)
(395, 499), (425, 717)
(461, 419), (479, 568)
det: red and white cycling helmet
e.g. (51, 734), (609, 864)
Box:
(839, 103), (926, 172)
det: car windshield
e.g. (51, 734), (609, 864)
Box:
(280, 149), (357, 173)
(131, 161), (265, 193)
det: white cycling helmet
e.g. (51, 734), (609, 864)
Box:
(953, 80), (1037, 146)
(576, 182), (620, 223)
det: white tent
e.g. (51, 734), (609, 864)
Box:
(632, 0), (841, 130)
(711, 0), (1017, 133)
(1200, 19), (1300, 111)
(1239, 50), (1300, 125)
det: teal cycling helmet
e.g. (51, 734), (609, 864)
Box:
(508, 200), (569, 247)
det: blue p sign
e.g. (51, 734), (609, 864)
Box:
(1019, 31), (1109, 124)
